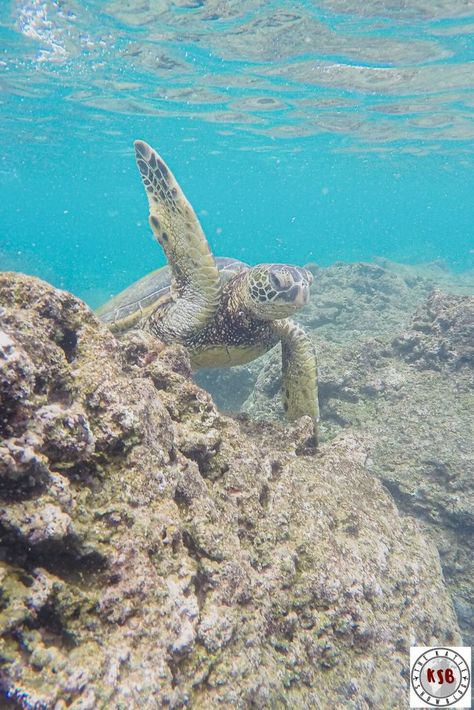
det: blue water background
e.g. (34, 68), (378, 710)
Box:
(1, 0), (473, 306)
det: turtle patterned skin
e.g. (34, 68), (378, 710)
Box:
(98, 140), (320, 445)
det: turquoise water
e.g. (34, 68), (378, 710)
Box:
(1, 0), (473, 306)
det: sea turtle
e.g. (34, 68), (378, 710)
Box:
(97, 140), (320, 444)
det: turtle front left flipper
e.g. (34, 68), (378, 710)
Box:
(134, 140), (221, 340)
(272, 319), (320, 447)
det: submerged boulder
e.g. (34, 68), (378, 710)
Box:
(0, 273), (461, 709)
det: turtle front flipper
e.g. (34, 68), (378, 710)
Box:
(272, 319), (320, 447)
(134, 140), (221, 339)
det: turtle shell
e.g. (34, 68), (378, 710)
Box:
(96, 256), (248, 333)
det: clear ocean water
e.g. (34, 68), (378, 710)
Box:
(1, 0), (473, 307)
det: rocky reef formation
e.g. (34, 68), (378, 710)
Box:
(0, 272), (462, 708)
(200, 262), (474, 646)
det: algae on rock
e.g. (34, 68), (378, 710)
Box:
(0, 272), (462, 709)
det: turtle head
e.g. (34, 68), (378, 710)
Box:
(244, 264), (313, 320)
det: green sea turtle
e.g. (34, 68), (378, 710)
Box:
(97, 140), (319, 444)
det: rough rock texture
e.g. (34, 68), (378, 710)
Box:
(201, 263), (474, 646)
(0, 272), (462, 709)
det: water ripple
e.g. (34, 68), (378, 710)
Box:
(2, 0), (474, 151)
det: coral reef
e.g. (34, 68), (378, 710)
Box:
(0, 272), (462, 708)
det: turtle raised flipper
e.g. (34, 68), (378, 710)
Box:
(272, 319), (320, 445)
(134, 140), (221, 339)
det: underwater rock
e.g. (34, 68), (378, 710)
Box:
(392, 290), (474, 371)
(0, 272), (462, 708)
(316, 292), (474, 644)
(301, 261), (433, 343)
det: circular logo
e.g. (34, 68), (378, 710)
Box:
(411, 648), (470, 707)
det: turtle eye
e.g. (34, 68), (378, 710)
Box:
(270, 270), (289, 290)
